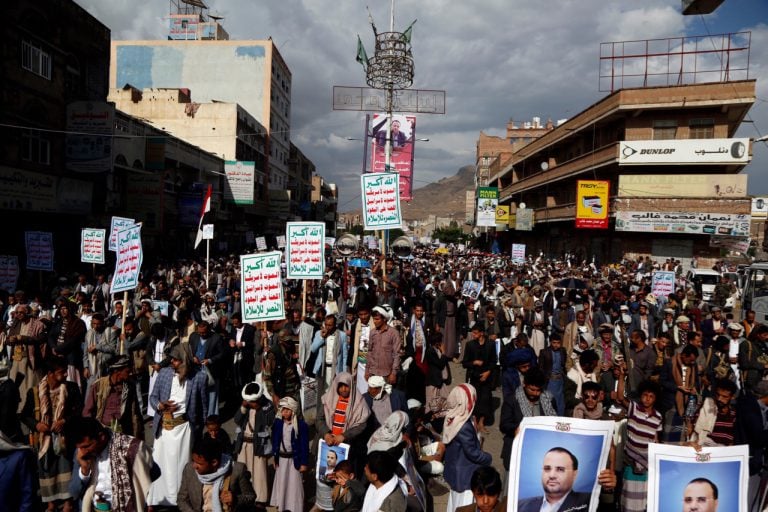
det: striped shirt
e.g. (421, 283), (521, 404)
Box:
(332, 396), (350, 435)
(625, 400), (662, 469)
(709, 408), (736, 446)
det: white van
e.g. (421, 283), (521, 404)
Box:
(686, 268), (721, 302)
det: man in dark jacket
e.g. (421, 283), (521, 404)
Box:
(177, 437), (255, 512)
(227, 312), (256, 393)
(189, 320), (228, 415)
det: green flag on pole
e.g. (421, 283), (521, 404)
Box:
(356, 35), (369, 69)
(400, 19), (417, 44)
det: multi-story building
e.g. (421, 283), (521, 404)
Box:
(483, 80), (756, 267)
(0, 0), (110, 272)
(312, 176), (339, 237)
(108, 86), (269, 229)
(288, 143), (316, 221)
(110, 37), (293, 226)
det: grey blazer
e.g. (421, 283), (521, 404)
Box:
(177, 460), (256, 512)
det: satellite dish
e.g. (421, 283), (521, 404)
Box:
(540, 162), (549, 171)
(519, 202), (527, 209)
(334, 234), (359, 257)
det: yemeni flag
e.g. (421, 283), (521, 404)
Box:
(194, 184), (212, 249)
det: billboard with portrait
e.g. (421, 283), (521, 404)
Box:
(369, 113), (416, 201)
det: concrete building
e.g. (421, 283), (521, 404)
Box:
(475, 118), (554, 188)
(110, 37), (293, 205)
(288, 143), (316, 220)
(108, 86), (270, 226)
(0, 0), (110, 273)
(482, 80), (756, 268)
(312, 175), (339, 237)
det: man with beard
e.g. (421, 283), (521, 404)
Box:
(189, 321), (227, 415)
(517, 447), (612, 512)
(67, 416), (155, 512)
(83, 355), (144, 439)
(365, 306), (401, 386)
(5, 303), (45, 412)
(690, 379), (738, 447)
(500, 369), (557, 491)
(82, 313), (118, 388)
(629, 301), (656, 342)
(147, 344), (208, 507)
(739, 324), (768, 394)
(351, 304), (374, 394)
(227, 312), (256, 393)
(263, 328), (302, 408)
(404, 301), (429, 403)
(563, 310), (589, 366)
(300, 305), (325, 372)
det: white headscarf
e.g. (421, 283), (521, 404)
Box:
(441, 384), (477, 444)
(367, 411), (409, 453)
(279, 396), (300, 435)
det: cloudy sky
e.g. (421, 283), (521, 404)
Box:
(78, 0), (768, 212)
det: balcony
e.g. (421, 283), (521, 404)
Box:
(500, 142), (618, 200)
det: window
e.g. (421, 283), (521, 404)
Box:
(22, 40), (52, 80)
(21, 129), (50, 165)
(689, 118), (715, 139)
(653, 120), (677, 140)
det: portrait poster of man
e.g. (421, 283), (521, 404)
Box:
(369, 113), (416, 201)
(508, 417), (614, 512)
(647, 443), (748, 512)
(316, 439), (350, 481)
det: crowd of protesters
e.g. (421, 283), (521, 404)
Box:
(0, 246), (766, 512)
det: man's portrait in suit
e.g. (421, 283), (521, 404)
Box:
(518, 447), (591, 512)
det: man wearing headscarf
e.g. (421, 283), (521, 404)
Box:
(367, 410), (409, 453)
(320, 372), (371, 447)
(82, 355), (144, 439)
(234, 380), (274, 505)
(362, 375), (409, 431)
(4, 303), (46, 412)
(365, 306), (401, 386)
(147, 344), (209, 507)
(442, 384), (492, 512)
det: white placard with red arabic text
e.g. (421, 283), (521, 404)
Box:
(81, 228), (106, 264)
(362, 172), (402, 230)
(109, 216), (135, 251)
(286, 222), (325, 279)
(240, 252), (285, 322)
(111, 224), (143, 294)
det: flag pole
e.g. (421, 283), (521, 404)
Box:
(206, 238), (210, 289)
(120, 290), (128, 354)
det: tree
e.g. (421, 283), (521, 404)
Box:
(433, 225), (465, 244)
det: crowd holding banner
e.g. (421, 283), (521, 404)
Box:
(0, 234), (767, 512)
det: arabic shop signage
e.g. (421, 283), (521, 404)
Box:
(616, 211), (750, 236)
(618, 174), (747, 198)
(240, 252), (285, 322)
(618, 138), (751, 165)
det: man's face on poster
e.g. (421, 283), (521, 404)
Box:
(326, 449), (338, 469)
(540, 450), (578, 501)
(683, 481), (718, 512)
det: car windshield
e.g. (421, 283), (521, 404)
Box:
(697, 275), (720, 285)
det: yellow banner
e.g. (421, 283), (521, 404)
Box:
(576, 180), (610, 229)
(495, 205), (510, 223)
